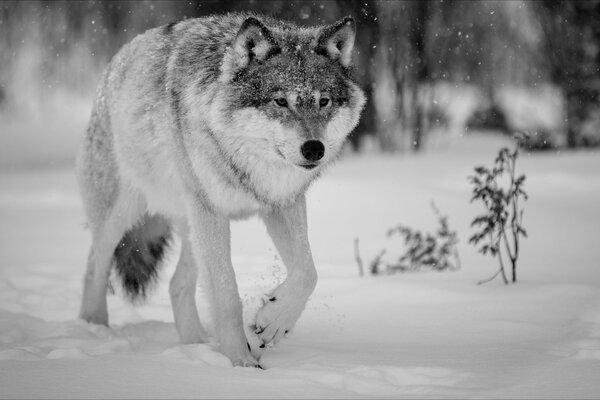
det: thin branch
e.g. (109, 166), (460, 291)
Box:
(453, 248), (461, 270)
(477, 268), (503, 285)
(495, 231), (509, 284)
(507, 153), (521, 283)
(500, 227), (515, 262)
(510, 203), (520, 283)
(370, 250), (387, 275)
(354, 237), (364, 277)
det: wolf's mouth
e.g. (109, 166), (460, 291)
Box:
(275, 147), (319, 170)
(300, 163), (318, 170)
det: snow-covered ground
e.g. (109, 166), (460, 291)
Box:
(1, 134), (600, 398)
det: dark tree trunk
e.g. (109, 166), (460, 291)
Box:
(538, 0), (600, 149)
(408, 1), (430, 152)
(512, 262), (517, 283)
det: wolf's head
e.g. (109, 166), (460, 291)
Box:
(215, 15), (366, 172)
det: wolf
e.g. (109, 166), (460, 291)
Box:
(75, 12), (365, 368)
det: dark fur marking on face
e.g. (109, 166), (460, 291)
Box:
(231, 51), (351, 118)
(225, 14), (357, 126)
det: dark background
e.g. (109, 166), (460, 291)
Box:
(1, 0), (599, 167)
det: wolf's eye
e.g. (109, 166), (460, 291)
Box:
(274, 97), (288, 107)
(319, 97), (330, 108)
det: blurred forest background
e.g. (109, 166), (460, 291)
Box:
(0, 0), (599, 168)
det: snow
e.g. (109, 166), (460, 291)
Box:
(1, 133), (600, 398)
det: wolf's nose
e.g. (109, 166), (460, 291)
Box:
(301, 140), (325, 162)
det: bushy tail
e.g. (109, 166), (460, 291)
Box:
(113, 213), (171, 301)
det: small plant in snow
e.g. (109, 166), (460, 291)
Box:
(469, 147), (528, 285)
(355, 203), (460, 276)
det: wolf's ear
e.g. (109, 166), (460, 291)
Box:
(232, 17), (279, 69)
(316, 17), (356, 68)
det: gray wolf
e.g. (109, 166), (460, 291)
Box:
(75, 12), (365, 368)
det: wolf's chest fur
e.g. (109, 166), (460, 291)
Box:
(114, 129), (312, 220)
(112, 107), (313, 219)
(180, 137), (315, 218)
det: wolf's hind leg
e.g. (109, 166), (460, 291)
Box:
(255, 195), (317, 348)
(79, 193), (144, 325)
(80, 246), (111, 325)
(80, 230), (125, 325)
(170, 232), (208, 344)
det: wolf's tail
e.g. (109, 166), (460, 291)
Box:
(113, 213), (171, 301)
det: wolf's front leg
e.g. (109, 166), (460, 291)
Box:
(187, 205), (260, 368)
(255, 195), (317, 348)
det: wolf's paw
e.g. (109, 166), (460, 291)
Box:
(230, 351), (263, 369)
(252, 293), (307, 348)
(224, 345), (262, 368)
(79, 311), (108, 327)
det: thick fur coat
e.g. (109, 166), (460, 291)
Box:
(76, 13), (365, 367)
